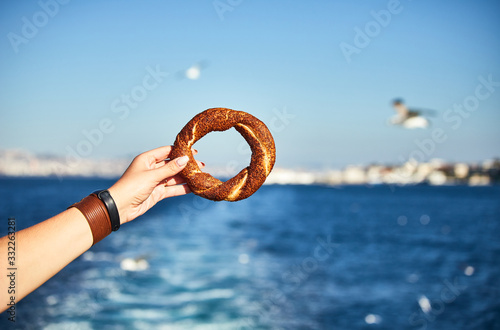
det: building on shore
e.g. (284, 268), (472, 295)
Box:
(1, 149), (499, 186)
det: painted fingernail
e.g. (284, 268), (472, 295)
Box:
(201, 161), (205, 167)
(176, 156), (189, 167)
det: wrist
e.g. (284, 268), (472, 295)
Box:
(68, 189), (122, 245)
(107, 186), (127, 224)
(92, 190), (120, 232)
(69, 194), (112, 245)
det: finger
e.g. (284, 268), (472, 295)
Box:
(164, 183), (191, 197)
(165, 148), (197, 160)
(143, 146), (174, 164)
(154, 160), (166, 169)
(160, 160), (204, 185)
(155, 148), (204, 171)
(158, 148), (197, 164)
(155, 182), (191, 199)
(167, 183), (191, 196)
(162, 174), (186, 186)
(153, 155), (189, 182)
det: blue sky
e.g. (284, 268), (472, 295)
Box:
(1, 0), (499, 169)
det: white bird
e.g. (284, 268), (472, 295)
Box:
(388, 99), (434, 129)
(176, 60), (209, 81)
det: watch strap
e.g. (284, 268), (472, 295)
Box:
(92, 190), (120, 232)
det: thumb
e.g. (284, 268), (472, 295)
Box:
(155, 155), (189, 181)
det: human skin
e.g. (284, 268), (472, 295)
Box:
(0, 146), (202, 312)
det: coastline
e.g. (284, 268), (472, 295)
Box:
(1, 149), (498, 186)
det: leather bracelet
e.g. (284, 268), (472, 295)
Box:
(70, 194), (112, 245)
(92, 190), (120, 232)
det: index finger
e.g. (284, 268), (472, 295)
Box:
(143, 146), (174, 163)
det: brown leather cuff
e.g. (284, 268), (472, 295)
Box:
(70, 195), (112, 245)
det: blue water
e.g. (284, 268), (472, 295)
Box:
(0, 178), (499, 329)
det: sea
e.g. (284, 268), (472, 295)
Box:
(0, 178), (499, 330)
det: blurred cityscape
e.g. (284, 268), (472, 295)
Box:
(266, 160), (500, 186)
(0, 149), (130, 179)
(1, 149), (499, 186)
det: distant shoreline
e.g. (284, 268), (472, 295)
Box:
(1, 149), (498, 186)
(1, 175), (498, 188)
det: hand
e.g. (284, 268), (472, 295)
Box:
(107, 146), (203, 224)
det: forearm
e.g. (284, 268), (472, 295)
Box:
(0, 207), (92, 312)
(0, 146), (192, 312)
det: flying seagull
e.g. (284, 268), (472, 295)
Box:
(176, 60), (209, 81)
(388, 98), (434, 129)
